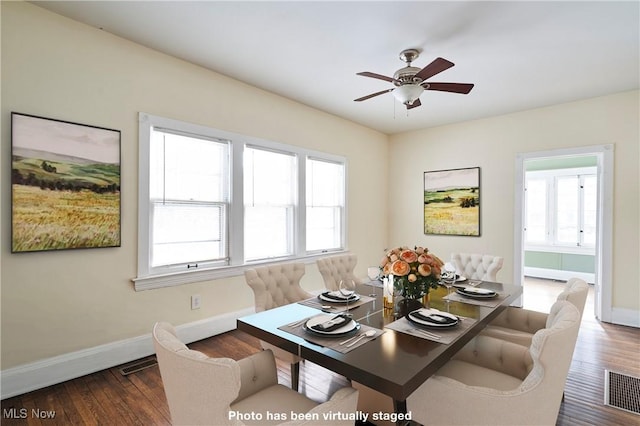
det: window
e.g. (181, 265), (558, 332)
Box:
(135, 113), (346, 290)
(524, 167), (597, 252)
(149, 130), (229, 270)
(306, 158), (345, 252)
(243, 146), (296, 261)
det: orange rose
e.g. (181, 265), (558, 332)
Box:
(390, 260), (410, 276)
(417, 254), (430, 264)
(400, 249), (418, 263)
(432, 265), (442, 277)
(418, 263), (432, 277)
(383, 263), (393, 276)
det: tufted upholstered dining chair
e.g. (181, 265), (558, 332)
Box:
(316, 254), (362, 291)
(244, 262), (312, 391)
(451, 252), (504, 281)
(406, 300), (581, 425)
(153, 322), (358, 426)
(481, 277), (589, 347)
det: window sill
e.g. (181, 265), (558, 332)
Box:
(132, 250), (347, 291)
(524, 244), (595, 256)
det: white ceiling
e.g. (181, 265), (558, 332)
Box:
(32, 1), (639, 135)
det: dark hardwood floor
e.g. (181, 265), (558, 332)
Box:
(2, 279), (638, 425)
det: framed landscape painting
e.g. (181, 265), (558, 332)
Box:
(11, 112), (121, 252)
(424, 167), (480, 236)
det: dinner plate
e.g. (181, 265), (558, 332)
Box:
(319, 291), (361, 304)
(456, 287), (497, 299)
(303, 314), (360, 337)
(406, 309), (459, 328)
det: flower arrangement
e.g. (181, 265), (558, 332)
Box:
(380, 246), (445, 299)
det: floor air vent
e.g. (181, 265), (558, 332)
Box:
(119, 357), (158, 376)
(604, 370), (640, 415)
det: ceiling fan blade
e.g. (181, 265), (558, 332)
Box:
(414, 57), (455, 81)
(424, 82), (474, 94)
(406, 98), (422, 110)
(356, 71), (396, 83)
(354, 88), (394, 102)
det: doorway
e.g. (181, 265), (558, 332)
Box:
(514, 145), (614, 321)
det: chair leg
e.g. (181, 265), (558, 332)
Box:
(291, 362), (300, 391)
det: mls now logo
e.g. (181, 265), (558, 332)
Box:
(3, 408), (27, 419)
(3, 408), (56, 419)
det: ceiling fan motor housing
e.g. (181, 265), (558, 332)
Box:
(393, 66), (423, 86)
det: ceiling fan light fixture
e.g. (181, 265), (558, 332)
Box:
(392, 84), (424, 105)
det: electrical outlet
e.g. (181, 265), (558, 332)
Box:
(191, 294), (201, 310)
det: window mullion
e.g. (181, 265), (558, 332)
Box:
(578, 175), (585, 246)
(548, 177), (556, 245)
(229, 140), (244, 265)
(297, 156), (307, 256)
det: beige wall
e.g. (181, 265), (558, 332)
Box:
(389, 90), (639, 312)
(1, 2), (388, 368)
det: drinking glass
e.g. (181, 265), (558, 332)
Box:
(367, 267), (380, 282)
(339, 279), (356, 310)
(442, 262), (457, 306)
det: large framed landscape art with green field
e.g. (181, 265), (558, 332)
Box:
(424, 167), (480, 236)
(11, 113), (121, 252)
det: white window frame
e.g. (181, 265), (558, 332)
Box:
(305, 156), (346, 253)
(134, 113), (347, 290)
(524, 166), (597, 255)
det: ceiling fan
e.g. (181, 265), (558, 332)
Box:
(354, 48), (474, 110)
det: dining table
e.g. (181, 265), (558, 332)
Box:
(236, 279), (522, 421)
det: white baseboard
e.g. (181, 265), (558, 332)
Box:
(524, 267), (595, 284)
(610, 307), (640, 328)
(0, 308), (254, 400)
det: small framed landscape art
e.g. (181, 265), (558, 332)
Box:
(424, 167), (480, 236)
(11, 112), (121, 252)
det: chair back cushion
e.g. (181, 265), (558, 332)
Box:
(451, 253), (504, 281)
(316, 254), (360, 291)
(555, 278), (589, 320)
(152, 322), (241, 425)
(520, 301), (580, 403)
(244, 263), (310, 311)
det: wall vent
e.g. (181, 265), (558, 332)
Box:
(604, 369), (640, 415)
(119, 357), (158, 376)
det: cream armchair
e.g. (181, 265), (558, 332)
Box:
(316, 254), (362, 291)
(406, 301), (581, 425)
(245, 262), (312, 391)
(153, 322), (358, 426)
(482, 277), (588, 346)
(451, 253), (504, 281)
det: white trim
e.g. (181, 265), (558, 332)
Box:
(513, 153), (525, 307)
(0, 308), (253, 399)
(132, 250), (346, 291)
(524, 244), (595, 256)
(137, 112), (347, 290)
(597, 144), (614, 322)
(610, 307), (640, 328)
(524, 267), (595, 284)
